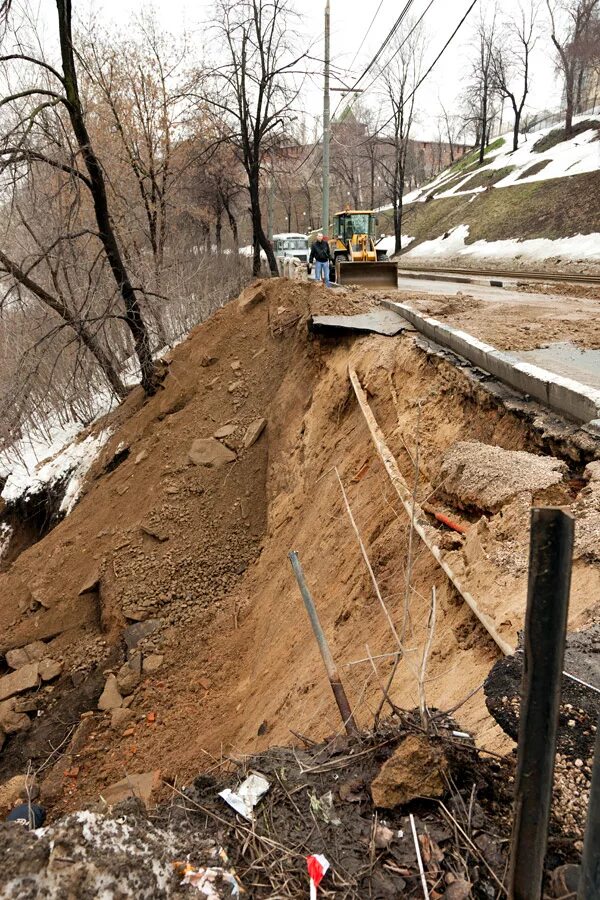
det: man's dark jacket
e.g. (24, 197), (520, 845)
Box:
(309, 240), (331, 263)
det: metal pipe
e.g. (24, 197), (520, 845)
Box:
(578, 714), (600, 899)
(508, 507), (574, 900)
(288, 551), (358, 737)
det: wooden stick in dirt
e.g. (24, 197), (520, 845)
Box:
(335, 466), (403, 652)
(409, 813), (430, 899)
(507, 508), (574, 900)
(347, 366), (514, 658)
(579, 714), (600, 899)
(288, 551), (359, 738)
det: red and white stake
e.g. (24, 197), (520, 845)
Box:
(306, 854), (330, 900)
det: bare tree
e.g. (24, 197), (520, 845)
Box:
(378, 26), (424, 255)
(546, 0), (600, 134)
(491, 4), (540, 152)
(437, 100), (463, 164)
(0, 0), (161, 394)
(463, 9), (499, 163)
(206, 0), (309, 277)
(0, 246), (126, 399)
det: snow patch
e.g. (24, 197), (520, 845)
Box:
(376, 235), (414, 255)
(0, 522), (12, 560)
(405, 224), (600, 263)
(1, 427), (112, 513)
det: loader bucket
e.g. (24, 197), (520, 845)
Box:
(336, 261), (398, 289)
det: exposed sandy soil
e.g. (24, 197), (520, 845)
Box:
(402, 288), (600, 350)
(1, 278), (599, 832)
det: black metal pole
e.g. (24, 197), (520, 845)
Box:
(508, 507), (574, 900)
(288, 551), (359, 737)
(578, 714), (600, 899)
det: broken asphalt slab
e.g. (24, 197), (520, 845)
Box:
(308, 308), (407, 337)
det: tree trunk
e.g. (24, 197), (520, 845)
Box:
(249, 169), (277, 276)
(0, 248), (127, 399)
(215, 206), (223, 255)
(479, 85), (488, 165)
(513, 112), (521, 153)
(576, 65), (585, 114)
(224, 203), (239, 251)
(55, 0), (160, 395)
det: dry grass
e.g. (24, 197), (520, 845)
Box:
(393, 170), (600, 255)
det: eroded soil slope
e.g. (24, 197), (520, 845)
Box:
(1, 278), (599, 820)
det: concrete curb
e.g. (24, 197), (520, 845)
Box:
(382, 299), (600, 425)
(396, 269), (505, 288)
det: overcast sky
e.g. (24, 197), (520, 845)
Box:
(33, 0), (562, 140)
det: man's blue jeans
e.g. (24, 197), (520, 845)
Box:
(314, 260), (330, 287)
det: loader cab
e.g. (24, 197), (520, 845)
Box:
(333, 211), (377, 245)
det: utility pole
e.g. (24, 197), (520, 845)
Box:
(322, 0), (330, 236)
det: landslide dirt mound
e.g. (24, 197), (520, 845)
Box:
(0, 276), (599, 834)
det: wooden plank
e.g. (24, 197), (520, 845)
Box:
(348, 365), (514, 657)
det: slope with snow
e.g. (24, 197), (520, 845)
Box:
(407, 224), (600, 265)
(381, 114), (600, 268)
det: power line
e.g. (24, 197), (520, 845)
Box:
(344, 0), (437, 114)
(347, 0), (416, 94)
(367, 0), (480, 143)
(346, 0), (386, 75)
(290, 0), (468, 212)
(295, 0), (416, 178)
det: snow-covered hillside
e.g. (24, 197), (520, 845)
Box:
(381, 114), (600, 267)
(414, 115), (599, 202)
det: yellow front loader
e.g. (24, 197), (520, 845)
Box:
(329, 211), (398, 289)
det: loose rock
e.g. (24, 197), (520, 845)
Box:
(188, 438), (236, 467)
(101, 770), (161, 808)
(116, 665), (141, 697)
(0, 699), (31, 735)
(5, 641), (47, 670)
(243, 417), (267, 449)
(0, 775), (36, 813)
(110, 708), (135, 730)
(239, 283), (266, 311)
(97, 674), (123, 711)
(214, 424), (236, 439)
(0, 663), (40, 702)
(370, 734), (448, 808)
(123, 620), (162, 651)
(78, 571), (101, 595)
(142, 654), (163, 674)
(38, 658), (63, 682)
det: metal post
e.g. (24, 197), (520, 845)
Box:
(508, 508), (574, 900)
(321, 0), (330, 236)
(288, 551), (358, 737)
(578, 714), (600, 899)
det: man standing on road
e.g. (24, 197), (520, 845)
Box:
(309, 232), (332, 287)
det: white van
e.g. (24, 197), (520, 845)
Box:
(272, 233), (309, 264)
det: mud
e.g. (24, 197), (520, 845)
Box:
(0, 717), (585, 899)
